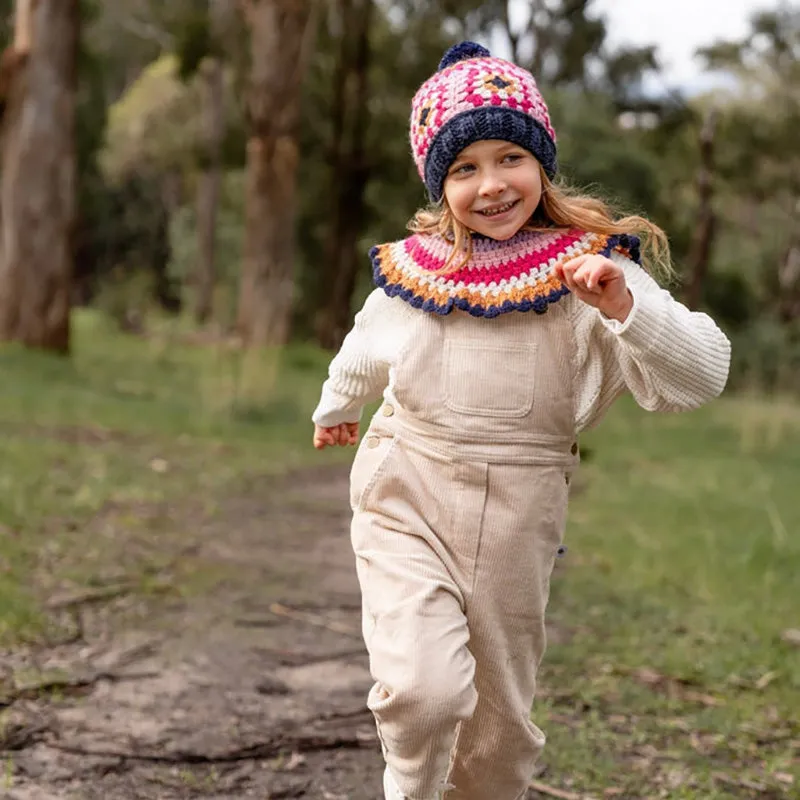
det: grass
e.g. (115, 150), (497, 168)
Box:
(538, 395), (800, 797)
(1, 309), (798, 797)
(0, 309), (351, 642)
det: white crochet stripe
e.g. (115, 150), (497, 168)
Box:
(389, 231), (602, 300)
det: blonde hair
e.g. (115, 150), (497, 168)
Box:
(408, 164), (673, 278)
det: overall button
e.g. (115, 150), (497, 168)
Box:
(366, 436), (381, 449)
(381, 404), (395, 417)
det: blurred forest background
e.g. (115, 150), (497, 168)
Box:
(1, 4), (799, 796)
(0, 0), (798, 387)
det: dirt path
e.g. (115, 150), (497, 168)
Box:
(2, 465), (385, 800)
(1, 464), (572, 800)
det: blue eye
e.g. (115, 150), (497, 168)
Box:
(503, 153), (523, 163)
(451, 163), (475, 176)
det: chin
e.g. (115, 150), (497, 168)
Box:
(486, 227), (522, 241)
(472, 222), (524, 240)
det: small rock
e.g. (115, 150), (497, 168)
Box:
(255, 677), (291, 696)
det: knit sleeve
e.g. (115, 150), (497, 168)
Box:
(312, 289), (410, 427)
(574, 251), (731, 432)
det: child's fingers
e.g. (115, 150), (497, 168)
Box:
(574, 262), (603, 293)
(345, 422), (360, 445)
(313, 426), (337, 450)
(559, 254), (589, 279)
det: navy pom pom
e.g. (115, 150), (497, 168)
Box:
(438, 41), (491, 71)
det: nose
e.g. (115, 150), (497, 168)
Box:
(478, 169), (507, 197)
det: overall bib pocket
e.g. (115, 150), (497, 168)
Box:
(443, 339), (538, 418)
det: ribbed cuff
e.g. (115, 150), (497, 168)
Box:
(311, 386), (364, 427)
(599, 284), (667, 352)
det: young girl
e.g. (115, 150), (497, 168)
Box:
(311, 41), (731, 800)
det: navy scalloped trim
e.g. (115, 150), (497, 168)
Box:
(438, 41), (491, 71)
(369, 245), (570, 318)
(603, 234), (642, 264)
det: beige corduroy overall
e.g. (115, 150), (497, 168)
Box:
(349, 303), (579, 800)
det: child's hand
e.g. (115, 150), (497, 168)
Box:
(313, 422), (360, 450)
(555, 254), (633, 323)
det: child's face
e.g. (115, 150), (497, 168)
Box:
(443, 139), (542, 240)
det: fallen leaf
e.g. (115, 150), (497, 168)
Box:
(150, 458), (169, 473)
(713, 772), (768, 792)
(755, 670), (779, 690)
(774, 772), (794, 786)
(283, 751), (306, 771)
(660, 718), (691, 733)
(634, 667), (664, 686)
(682, 689), (724, 707)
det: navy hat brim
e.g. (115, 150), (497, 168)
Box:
(423, 107), (558, 203)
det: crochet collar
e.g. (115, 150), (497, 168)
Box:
(370, 228), (640, 317)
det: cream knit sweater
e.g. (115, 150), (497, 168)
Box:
(312, 252), (731, 431)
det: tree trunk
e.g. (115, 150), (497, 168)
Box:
(194, 57), (224, 325)
(314, 0), (372, 351)
(778, 198), (800, 323)
(684, 109), (718, 311)
(0, 0), (78, 353)
(236, 0), (314, 347)
(194, 0), (228, 326)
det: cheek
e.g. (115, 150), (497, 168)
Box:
(522, 180), (542, 212)
(444, 183), (473, 220)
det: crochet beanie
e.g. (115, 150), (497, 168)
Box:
(410, 41), (557, 203)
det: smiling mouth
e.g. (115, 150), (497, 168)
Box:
(476, 199), (520, 217)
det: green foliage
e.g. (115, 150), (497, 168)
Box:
(548, 90), (663, 215)
(78, 173), (180, 315)
(102, 54), (201, 178)
(168, 171), (246, 326)
(175, 7), (211, 82)
(728, 318), (800, 394)
(101, 53), (244, 181)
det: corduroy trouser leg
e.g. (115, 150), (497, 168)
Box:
(350, 425), (568, 800)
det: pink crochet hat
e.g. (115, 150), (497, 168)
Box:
(410, 42), (558, 202)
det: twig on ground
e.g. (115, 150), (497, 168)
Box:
(39, 707), (376, 763)
(4, 670), (159, 706)
(45, 731), (372, 764)
(252, 646), (365, 667)
(712, 772), (770, 792)
(528, 779), (582, 800)
(268, 602), (360, 637)
(45, 584), (138, 610)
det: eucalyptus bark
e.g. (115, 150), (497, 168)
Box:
(237, 0), (314, 346)
(0, 0), (78, 353)
(194, 55), (224, 325)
